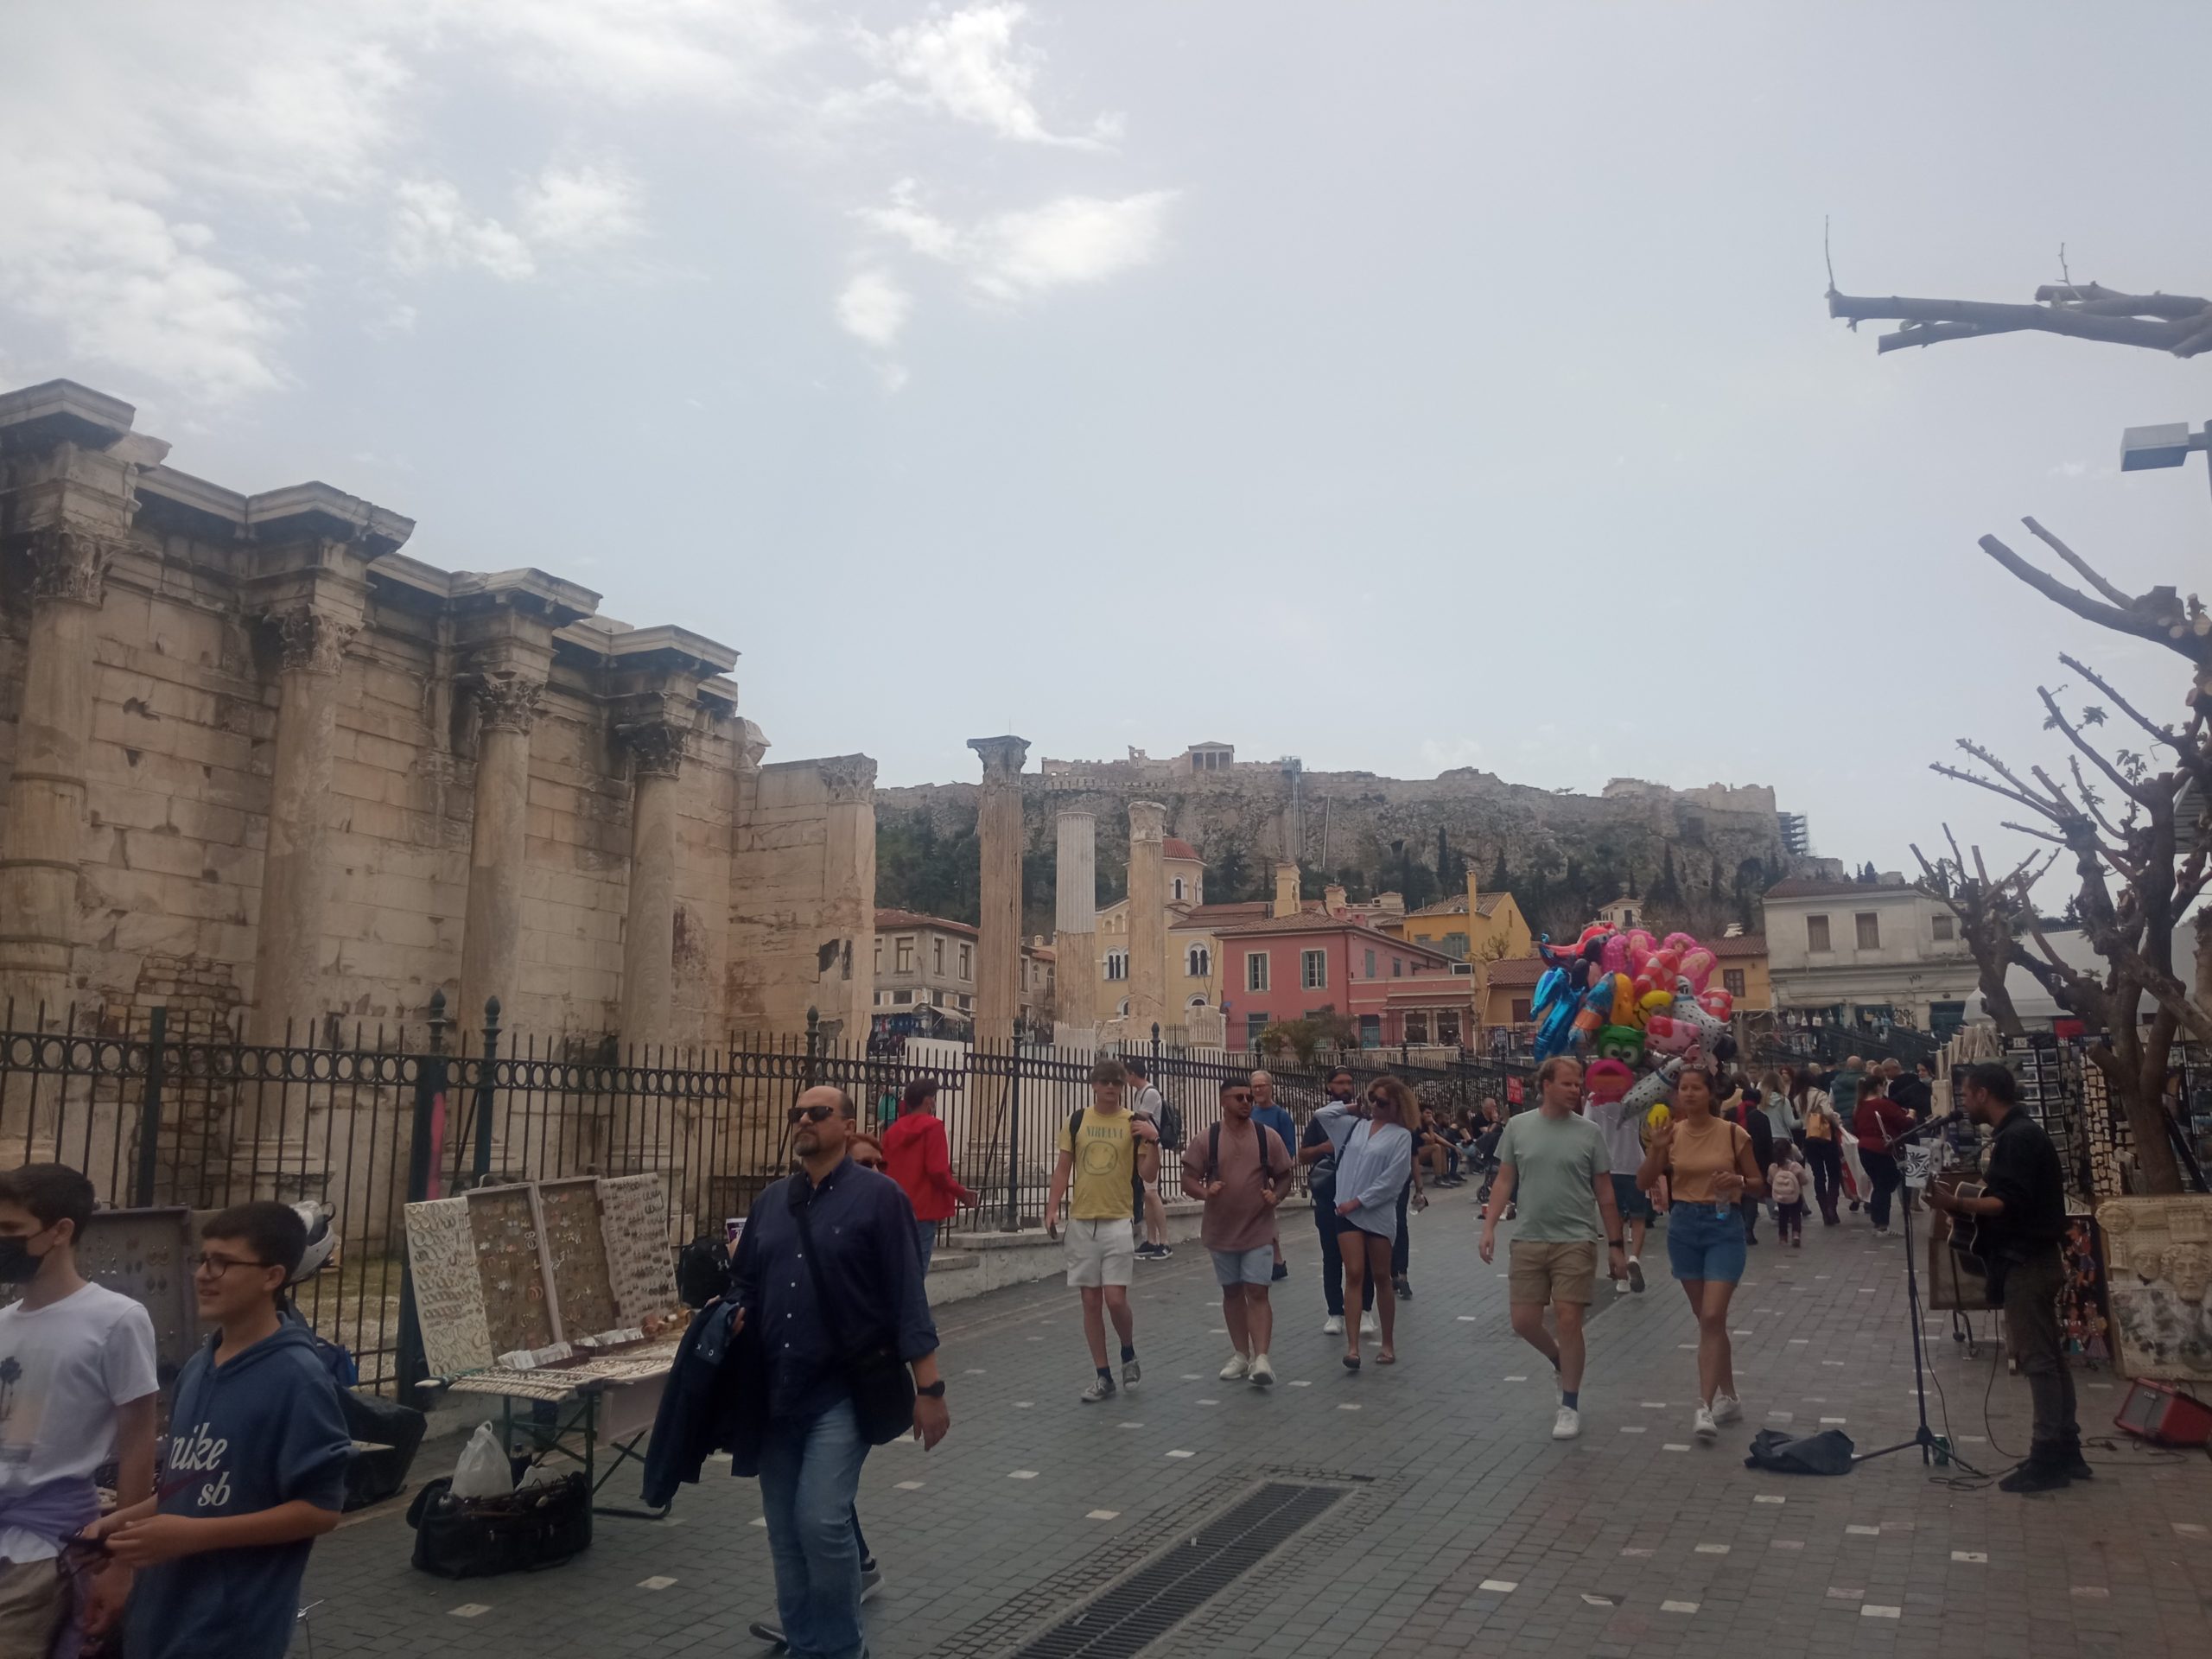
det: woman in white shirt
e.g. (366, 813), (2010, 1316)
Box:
(1332, 1077), (1416, 1370)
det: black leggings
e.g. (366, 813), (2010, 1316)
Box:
(1393, 1181), (1412, 1275)
(1861, 1150), (1902, 1229)
(1805, 1140), (1842, 1218)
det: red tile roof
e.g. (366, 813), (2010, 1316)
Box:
(1713, 933), (1767, 957)
(1162, 837), (1202, 861)
(1211, 912), (1454, 961)
(875, 908), (978, 938)
(1482, 957), (1548, 987)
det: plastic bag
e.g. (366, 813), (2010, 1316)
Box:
(450, 1423), (514, 1499)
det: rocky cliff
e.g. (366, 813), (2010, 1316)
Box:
(876, 763), (1794, 943)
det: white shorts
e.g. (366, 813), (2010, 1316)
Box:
(1064, 1217), (1136, 1287)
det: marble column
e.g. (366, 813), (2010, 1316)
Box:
(248, 605), (356, 1047)
(1053, 810), (1098, 1046)
(456, 671), (543, 1038)
(619, 718), (687, 1053)
(969, 735), (1029, 1051)
(1127, 800), (1168, 1040)
(0, 531), (109, 1033)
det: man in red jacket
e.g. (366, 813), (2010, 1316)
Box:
(881, 1078), (978, 1268)
(1852, 1078), (1916, 1236)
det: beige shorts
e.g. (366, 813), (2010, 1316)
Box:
(0, 1560), (66, 1659)
(1509, 1238), (1599, 1306)
(1064, 1217), (1136, 1288)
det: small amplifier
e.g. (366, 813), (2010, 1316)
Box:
(2113, 1379), (2212, 1447)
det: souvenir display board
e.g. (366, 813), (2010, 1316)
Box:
(2097, 1195), (2212, 1383)
(597, 1173), (679, 1328)
(537, 1178), (620, 1342)
(2005, 1038), (2091, 1203)
(467, 1184), (560, 1355)
(2060, 1212), (2113, 1367)
(405, 1196), (498, 1380)
(74, 1208), (200, 1389)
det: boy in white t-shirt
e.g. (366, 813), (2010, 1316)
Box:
(0, 1164), (159, 1656)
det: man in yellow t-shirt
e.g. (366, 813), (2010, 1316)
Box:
(1047, 1058), (1160, 1404)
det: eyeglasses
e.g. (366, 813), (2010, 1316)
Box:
(787, 1103), (839, 1126)
(191, 1252), (270, 1277)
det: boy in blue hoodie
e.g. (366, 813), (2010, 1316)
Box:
(93, 1202), (349, 1659)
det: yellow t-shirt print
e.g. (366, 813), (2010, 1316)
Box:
(1060, 1109), (1138, 1221)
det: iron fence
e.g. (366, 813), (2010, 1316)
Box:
(0, 995), (1529, 1395)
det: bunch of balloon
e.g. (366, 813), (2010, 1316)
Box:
(1525, 925), (1739, 1121)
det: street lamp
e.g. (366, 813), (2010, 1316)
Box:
(2120, 421), (2212, 505)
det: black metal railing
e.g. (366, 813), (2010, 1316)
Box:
(0, 996), (1530, 1394)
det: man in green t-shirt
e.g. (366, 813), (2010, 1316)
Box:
(1479, 1057), (1627, 1441)
(1046, 1058), (1159, 1404)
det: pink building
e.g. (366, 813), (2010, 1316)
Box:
(1213, 913), (1470, 1051)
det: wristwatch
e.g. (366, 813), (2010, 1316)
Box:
(916, 1381), (946, 1399)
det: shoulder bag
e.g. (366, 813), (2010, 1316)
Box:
(786, 1175), (918, 1446)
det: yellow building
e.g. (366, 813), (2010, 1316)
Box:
(1096, 838), (1229, 1032)
(1402, 874), (1533, 964)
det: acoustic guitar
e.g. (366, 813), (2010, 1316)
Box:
(1942, 1179), (1992, 1273)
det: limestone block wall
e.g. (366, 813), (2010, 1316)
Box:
(728, 755), (876, 1039)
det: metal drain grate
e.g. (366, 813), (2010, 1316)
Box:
(1004, 1481), (1347, 1659)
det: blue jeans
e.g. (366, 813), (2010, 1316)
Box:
(915, 1217), (938, 1273)
(757, 1398), (871, 1659)
(1666, 1201), (1748, 1285)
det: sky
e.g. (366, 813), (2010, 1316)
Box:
(4, 1), (2209, 893)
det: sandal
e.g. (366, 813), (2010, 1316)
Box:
(1376, 1350), (1396, 1365)
(1342, 1353), (1361, 1371)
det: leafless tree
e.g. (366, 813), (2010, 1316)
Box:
(1828, 280), (2212, 359)
(1909, 829), (2052, 1039)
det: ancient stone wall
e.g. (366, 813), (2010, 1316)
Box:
(726, 755), (877, 1040)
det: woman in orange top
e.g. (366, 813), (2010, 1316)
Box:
(1637, 1066), (1765, 1446)
(880, 1077), (977, 1269)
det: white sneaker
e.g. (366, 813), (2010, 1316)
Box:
(1552, 1406), (1581, 1440)
(1612, 1277), (1629, 1294)
(1219, 1352), (1251, 1382)
(1249, 1353), (1274, 1388)
(1693, 1406), (1718, 1444)
(1322, 1315), (1344, 1335)
(1711, 1392), (1743, 1425)
(1361, 1309), (1379, 1336)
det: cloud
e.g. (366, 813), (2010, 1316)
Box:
(850, 3), (1117, 148)
(390, 181), (536, 280)
(858, 181), (1173, 302)
(836, 270), (912, 347)
(516, 162), (645, 251)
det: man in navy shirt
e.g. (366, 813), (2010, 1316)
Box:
(734, 1085), (950, 1658)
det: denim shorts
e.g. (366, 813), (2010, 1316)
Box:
(1666, 1201), (1748, 1284)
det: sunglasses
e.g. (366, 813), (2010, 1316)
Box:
(787, 1103), (840, 1126)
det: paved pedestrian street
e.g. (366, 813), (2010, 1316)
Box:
(304, 1190), (2212, 1657)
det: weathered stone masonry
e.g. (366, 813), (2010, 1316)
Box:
(0, 379), (874, 1095)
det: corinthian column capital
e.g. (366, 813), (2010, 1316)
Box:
(620, 718), (688, 779)
(474, 671), (546, 734)
(270, 607), (358, 676)
(27, 527), (118, 607)
(817, 754), (877, 803)
(968, 734), (1030, 787)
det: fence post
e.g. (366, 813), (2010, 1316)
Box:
(396, 991), (449, 1402)
(473, 996), (500, 1182)
(804, 1006), (821, 1088)
(134, 1006), (167, 1207)
(1003, 1043), (1022, 1233)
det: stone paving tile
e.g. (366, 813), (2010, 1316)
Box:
(299, 1190), (2212, 1656)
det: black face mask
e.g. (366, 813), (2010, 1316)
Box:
(0, 1233), (48, 1283)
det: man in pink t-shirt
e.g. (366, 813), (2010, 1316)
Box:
(1180, 1079), (1292, 1389)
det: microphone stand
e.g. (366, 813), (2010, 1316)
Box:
(1851, 1112), (1972, 1471)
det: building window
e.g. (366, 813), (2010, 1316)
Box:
(1392, 957), (1402, 978)
(1119, 999), (1132, 1018)
(1185, 944), (1211, 977)
(893, 989), (912, 1005)
(1806, 915), (1830, 953)
(1723, 969), (1745, 997)
(1404, 1012), (1430, 1044)
(932, 938), (944, 974)
(1510, 998), (1533, 1023)
(1248, 952), (1270, 992)
(1104, 950), (1128, 982)
(1442, 931), (1468, 960)
(1173, 876), (1186, 901)
(1246, 1012), (1269, 1047)
(873, 939), (881, 975)
(1188, 994), (1209, 1009)
(1437, 1011), (1462, 1045)
(931, 990), (944, 1007)
(1364, 949), (1376, 978)
(958, 994), (971, 1011)
(1855, 912), (1880, 950)
(895, 936), (915, 974)
(1300, 950), (1326, 990)
(1932, 914), (1955, 942)
(958, 944), (971, 979)
(1622, 909), (1636, 929)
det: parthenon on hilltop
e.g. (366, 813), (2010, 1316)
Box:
(0, 379), (875, 1077)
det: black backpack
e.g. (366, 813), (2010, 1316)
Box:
(1205, 1122), (1281, 1188)
(1155, 1095), (1184, 1152)
(677, 1233), (731, 1308)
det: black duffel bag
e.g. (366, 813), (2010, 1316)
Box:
(405, 1471), (593, 1577)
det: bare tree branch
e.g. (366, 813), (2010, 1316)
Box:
(1978, 534), (2196, 659)
(2024, 518), (2134, 608)
(2039, 686), (2149, 805)
(1999, 819), (2069, 845)
(1829, 284), (2212, 357)
(1931, 760), (2053, 818)
(2058, 653), (2189, 752)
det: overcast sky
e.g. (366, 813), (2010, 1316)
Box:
(5, 2), (2209, 889)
